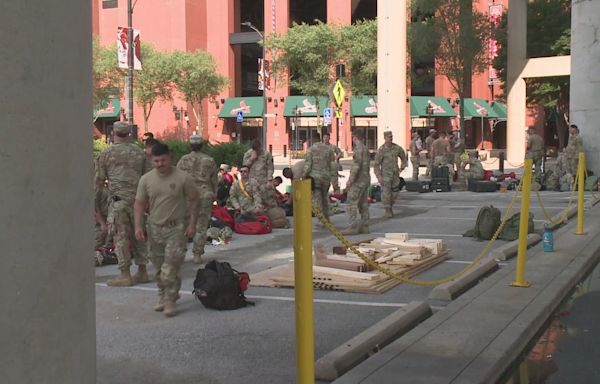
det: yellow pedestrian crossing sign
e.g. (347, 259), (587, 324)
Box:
(335, 107), (343, 119)
(333, 80), (345, 107)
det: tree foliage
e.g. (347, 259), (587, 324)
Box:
(92, 37), (122, 106)
(493, 0), (571, 149)
(134, 43), (177, 133)
(409, 0), (489, 138)
(339, 19), (378, 95)
(172, 50), (229, 138)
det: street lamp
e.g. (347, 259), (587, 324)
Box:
(241, 21), (267, 149)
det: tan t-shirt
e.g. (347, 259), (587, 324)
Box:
(136, 167), (197, 225)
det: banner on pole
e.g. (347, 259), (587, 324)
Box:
(258, 58), (271, 91)
(117, 27), (142, 70)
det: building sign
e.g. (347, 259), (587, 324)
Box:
(230, 100), (252, 116)
(427, 99), (446, 114)
(117, 27), (142, 70)
(297, 98), (317, 114)
(364, 97), (377, 114)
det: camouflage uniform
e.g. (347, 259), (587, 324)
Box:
(424, 133), (435, 176)
(409, 136), (421, 180)
(324, 143), (343, 193)
(374, 142), (407, 213)
(346, 141), (371, 230)
(565, 133), (583, 176)
(459, 158), (485, 188)
(525, 132), (544, 181)
(95, 142), (148, 272)
(431, 137), (453, 184)
(229, 178), (263, 217)
(136, 167), (197, 313)
(302, 142), (336, 221)
(452, 139), (466, 174)
(243, 148), (276, 209)
(177, 151), (218, 262)
(94, 182), (110, 249)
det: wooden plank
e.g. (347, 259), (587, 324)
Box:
(313, 266), (380, 281)
(384, 232), (410, 241)
(315, 257), (367, 272)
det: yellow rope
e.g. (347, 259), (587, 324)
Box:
(312, 180), (523, 286)
(534, 170), (578, 225)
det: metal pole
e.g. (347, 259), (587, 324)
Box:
(576, 151), (586, 235)
(512, 158), (533, 288)
(262, 40), (267, 148)
(127, 0), (134, 128)
(293, 179), (314, 384)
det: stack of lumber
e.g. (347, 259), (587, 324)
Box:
(250, 233), (448, 294)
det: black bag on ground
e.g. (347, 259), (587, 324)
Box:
(463, 205), (501, 240)
(499, 212), (534, 241)
(193, 260), (253, 310)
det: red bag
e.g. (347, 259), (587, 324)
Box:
(497, 172), (517, 182)
(212, 205), (234, 228)
(233, 215), (272, 235)
(483, 170), (494, 181)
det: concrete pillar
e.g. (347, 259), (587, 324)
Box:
(0, 1), (95, 383)
(377, 0), (408, 149)
(570, 1), (600, 176)
(506, 0), (527, 164)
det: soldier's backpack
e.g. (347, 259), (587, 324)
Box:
(233, 215), (272, 235)
(463, 205), (501, 240)
(499, 212), (534, 241)
(193, 260), (253, 310)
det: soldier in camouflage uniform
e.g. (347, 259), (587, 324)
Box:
(94, 179), (110, 249)
(323, 133), (343, 193)
(229, 165), (264, 218)
(525, 127), (545, 181)
(374, 131), (407, 218)
(424, 129), (436, 176)
(458, 151), (485, 188)
(409, 132), (422, 180)
(95, 121), (149, 286)
(176, 135), (218, 264)
(565, 124), (583, 177)
(134, 142), (198, 317)
(431, 131), (453, 184)
(243, 139), (276, 210)
(302, 133), (336, 223)
(342, 131), (371, 235)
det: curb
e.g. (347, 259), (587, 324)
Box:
(315, 301), (432, 382)
(490, 233), (542, 261)
(428, 257), (499, 301)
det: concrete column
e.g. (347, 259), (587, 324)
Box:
(506, 0), (527, 164)
(570, 1), (600, 176)
(0, 1), (95, 383)
(377, 0), (408, 148)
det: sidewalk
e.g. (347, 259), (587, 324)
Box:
(334, 201), (600, 383)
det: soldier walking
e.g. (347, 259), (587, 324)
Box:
(176, 135), (218, 264)
(374, 131), (407, 218)
(134, 142), (198, 317)
(342, 131), (371, 235)
(243, 139), (276, 210)
(95, 121), (149, 287)
(525, 126), (544, 181)
(409, 131), (422, 180)
(565, 124), (583, 176)
(302, 133), (336, 223)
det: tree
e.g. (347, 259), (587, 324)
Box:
(172, 50), (229, 139)
(339, 19), (378, 95)
(493, 0), (571, 149)
(265, 21), (342, 132)
(134, 43), (177, 133)
(409, 0), (489, 140)
(92, 36), (122, 107)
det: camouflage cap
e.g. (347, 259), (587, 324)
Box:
(189, 134), (202, 144)
(429, 129), (437, 134)
(383, 131), (393, 137)
(113, 121), (131, 135)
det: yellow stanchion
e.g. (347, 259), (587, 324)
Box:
(292, 179), (314, 384)
(576, 152), (586, 235)
(512, 159), (533, 288)
(519, 360), (530, 384)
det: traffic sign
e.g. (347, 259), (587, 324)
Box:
(335, 108), (343, 119)
(236, 111), (244, 123)
(323, 107), (332, 126)
(333, 80), (345, 107)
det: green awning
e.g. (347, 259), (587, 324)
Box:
(490, 101), (507, 119)
(410, 96), (456, 117)
(351, 96), (378, 116)
(93, 98), (120, 119)
(462, 98), (499, 118)
(219, 97), (264, 118)
(283, 96), (330, 117)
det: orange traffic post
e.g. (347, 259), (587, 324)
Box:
(512, 159), (533, 288)
(576, 152), (586, 235)
(292, 179), (315, 384)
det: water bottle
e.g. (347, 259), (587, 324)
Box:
(543, 224), (554, 252)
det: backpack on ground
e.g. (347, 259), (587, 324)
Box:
(499, 212), (535, 241)
(192, 260), (253, 310)
(267, 207), (289, 228)
(211, 205), (235, 228)
(233, 215), (272, 234)
(463, 205), (501, 240)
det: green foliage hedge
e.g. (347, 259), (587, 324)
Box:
(163, 140), (249, 167)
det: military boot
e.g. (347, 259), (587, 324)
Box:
(192, 253), (203, 265)
(384, 208), (393, 218)
(106, 268), (133, 287)
(163, 300), (177, 317)
(132, 265), (149, 284)
(359, 225), (370, 234)
(154, 296), (165, 312)
(340, 226), (360, 235)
